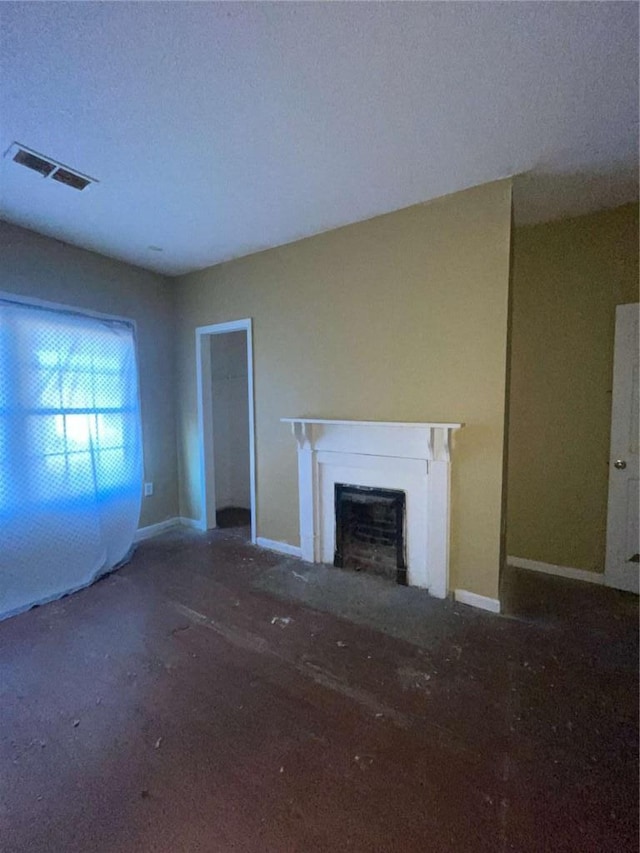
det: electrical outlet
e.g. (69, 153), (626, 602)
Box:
(144, 482), (153, 497)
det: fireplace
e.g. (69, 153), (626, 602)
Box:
(334, 484), (406, 584)
(282, 418), (463, 598)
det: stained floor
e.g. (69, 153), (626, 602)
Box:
(1, 527), (637, 852)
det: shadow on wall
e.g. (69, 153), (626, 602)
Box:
(513, 166), (639, 226)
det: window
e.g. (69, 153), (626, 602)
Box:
(0, 296), (143, 620)
(0, 298), (142, 514)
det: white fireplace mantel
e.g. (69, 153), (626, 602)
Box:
(281, 418), (463, 598)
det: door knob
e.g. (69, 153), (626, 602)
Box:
(613, 460), (627, 470)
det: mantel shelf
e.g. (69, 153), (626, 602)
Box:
(281, 417), (464, 429)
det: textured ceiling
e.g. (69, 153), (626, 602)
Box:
(0, 2), (637, 276)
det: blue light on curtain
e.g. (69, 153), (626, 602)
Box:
(0, 298), (143, 620)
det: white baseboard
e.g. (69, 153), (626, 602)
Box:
(135, 516), (206, 542)
(454, 588), (501, 613)
(508, 556), (604, 585)
(256, 537), (303, 558)
(134, 517), (181, 542)
(179, 516), (206, 531)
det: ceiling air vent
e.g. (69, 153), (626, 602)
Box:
(5, 143), (98, 191)
(12, 148), (56, 177)
(50, 168), (91, 191)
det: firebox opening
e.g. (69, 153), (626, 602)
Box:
(334, 484), (406, 585)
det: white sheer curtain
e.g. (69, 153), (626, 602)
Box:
(0, 298), (143, 620)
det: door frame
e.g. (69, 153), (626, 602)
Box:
(604, 302), (639, 592)
(195, 319), (256, 543)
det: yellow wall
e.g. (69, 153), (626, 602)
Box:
(507, 204), (639, 572)
(6, 188), (635, 588)
(0, 221), (178, 528)
(175, 180), (513, 599)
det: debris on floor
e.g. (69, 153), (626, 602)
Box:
(354, 754), (374, 770)
(2, 528), (637, 853)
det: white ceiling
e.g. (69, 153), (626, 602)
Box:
(0, 2), (637, 276)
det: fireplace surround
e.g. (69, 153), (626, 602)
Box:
(282, 418), (463, 598)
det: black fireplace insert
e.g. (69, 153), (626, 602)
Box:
(334, 483), (406, 585)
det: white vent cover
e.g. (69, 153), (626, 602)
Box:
(4, 142), (98, 191)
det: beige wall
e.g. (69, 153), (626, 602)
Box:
(0, 221), (179, 528)
(175, 180), (513, 599)
(507, 204), (639, 572)
(5, 191), (635, 589)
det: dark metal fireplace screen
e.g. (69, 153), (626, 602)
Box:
(334, 484), (407, 584)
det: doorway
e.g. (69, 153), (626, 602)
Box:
(196, 319), (256, 543)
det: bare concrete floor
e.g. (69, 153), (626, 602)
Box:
(1, 527), (637, 852)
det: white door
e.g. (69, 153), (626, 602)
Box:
(605, 303), (639, 593)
